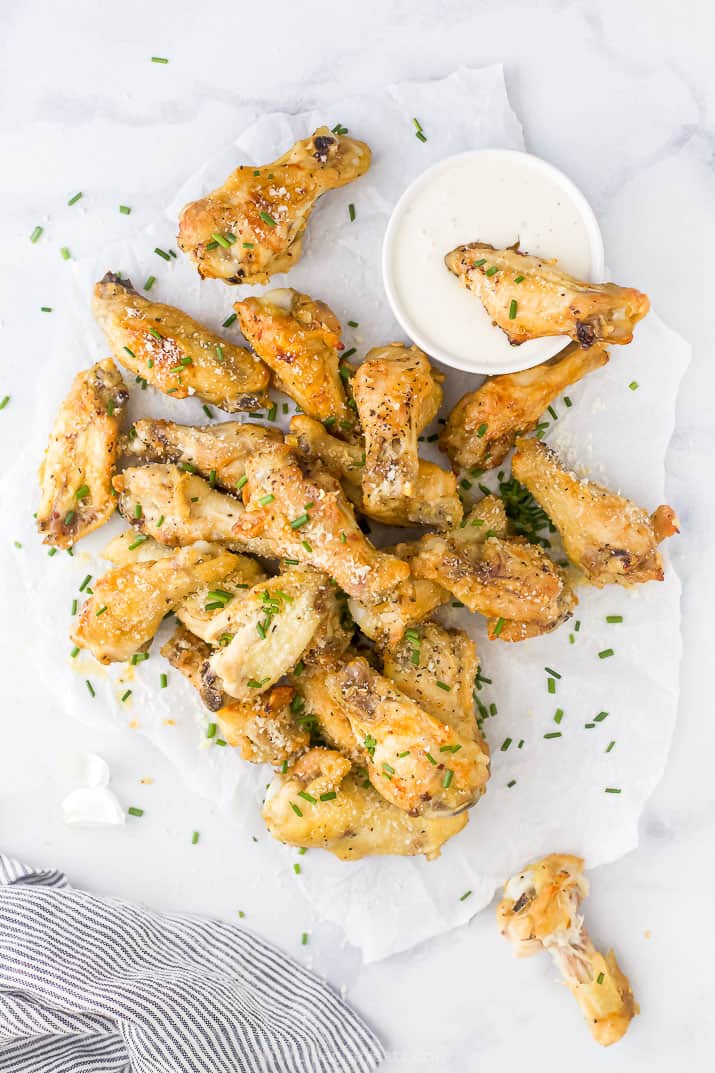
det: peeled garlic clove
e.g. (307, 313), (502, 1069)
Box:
(61, 787), (126, 828)
(57, 751), (111, 789)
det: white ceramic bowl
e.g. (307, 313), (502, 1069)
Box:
(382, 149), (605, 375)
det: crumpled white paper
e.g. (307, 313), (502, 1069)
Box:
(0, 66), (689, 961)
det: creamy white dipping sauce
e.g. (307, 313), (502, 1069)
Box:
(383, 150), (604, 374)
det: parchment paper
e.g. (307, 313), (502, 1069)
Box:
(0, 66), (689, 961)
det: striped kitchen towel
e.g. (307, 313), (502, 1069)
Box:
(0, 854), (383, 1073)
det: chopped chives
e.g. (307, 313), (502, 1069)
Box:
(476, 422), (488, 438)
(594, 711), (608, 722)
(301, 539), (312, 553)
(123, 346), (136, 358)
(127, 806), (144, 816)
(425, 752), (437, 765)
(508, 299), (517, 320)
(347, 319), (358, 327)
(518, 740), (524, 748)
(547, 677), (556, 694)
(48, 547), (58, 557)
(547, 405), (558, 420)
(500, 737), (512, 752)
(301, 931), (309, 945)
(629, 381), (639, 391)
(191, 831), (200, 844)
(290, 513), (309, 529)
(205, 241), (219, 250)
(492, 617), (505, 637)
(151, 56), (169, 63)
(415, 130), (427, 143)
(605, 787), (621, 794)
(544, 666), (561, 679)
(606, 615), (623, 623)
(160, 673), (168, 689)
(442, 769), (454, 788)
(156, 515), (165, 527)
(319, 791), (337, 802)
(259, 493), (274, 506)
(544, 732), (562, 739)
(119, 205), (131, 215)
(553, 708), (564, 724)
(70, 646), (80, 658)
(584, 722), (596, 729)
(507, 779), (516, 788)
(605, 740), (616, 753)
(222, 312), (237, 328)
(596, 972), (605, 985)
(348, 203), (356, 222)
(121, 689), (132, 702)
(154, 247), (171, 260)
(514, 274), (525, 284)
(564, 395), (573, 407)
(128, 535), (148, 550)
(298, 790), (317, 804)
(211, 232), (232, 249)
(85, 680), (95, 698)
(95, 605), (108, 617)
(472, 258), (486, 268)
(41, 306), (52, 312)
(267, 402), (277, 421)
(459, 890), (472, 902)
(30, 226), (43, 243)
(79, 574), (92, 591)
(71, 599), (78, 615)
(440, 744), (462, 754)
(259, 211), (276, 227)
(215, 344), (225, 363)
(60, 247), (71, 260)
(242, 241), (254, 249)
(202, 404), (213, 419)
(206, 722), (217, 738)
(215, 739), (227, 747)
(293, 863), (301, 875)
(236, 475), (248, 491)
(436, 681), (451, 692)
(598, 648), (614, 659)
(130, 652), (149, 665)
(68, 192), (82, 206)
(485, 265), (498, 277)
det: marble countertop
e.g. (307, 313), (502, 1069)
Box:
(1, 0), (712, 1068)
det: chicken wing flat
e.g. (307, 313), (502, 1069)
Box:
(327, 658), (490, 817)
(288, 414), (462, 529)
(204, 566), (350, 703)
(288, 656), (365, 762)
(383, 622), (484, 748)
(234, 289), (353, 432)
(445, 243), (650, 348)
(71, 546), (238, 664)
(37, 359), (128, 548)
(407, 496), (576, 641)
(497, 854), (638, 1046)
(512, 437), (679, 587)
(352, 344), (460, 525)
(234, 439), (410, 603)
(113, 464), (271, 556)
(177, 127), (371, 285)
(263, 748), (468, 861)
(440, 343), (609, 472)
(93, 273), (269, 410)
(126, 419), (281, 491)
(160, 624), (309, 764)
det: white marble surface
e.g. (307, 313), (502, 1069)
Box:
(0, 0), (712, 1068)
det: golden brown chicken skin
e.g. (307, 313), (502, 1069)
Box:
(288, 414), (462, 530)
(234, 289), (353, 432)
(405, 495), (576, 641)
(497, 854), (638, 1046)
(440, 343), (609, 472)
(512, 437), (679, 587)
(445, 243), (650, 348)
(160, 624), (309, 764)
(234, 439), (410, 604)
(71, 546), (238, 664)
(327, 658), (490, 817)
(37, 359), (128, 548)
(263, 748), (468, 861)
(125, 419), (281, 491)
(178, 127), (371, 284)
(93, 273), (269, 410)
(353, 344), (455, 524)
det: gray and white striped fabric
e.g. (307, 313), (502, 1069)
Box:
(0, 854), (383, 1073)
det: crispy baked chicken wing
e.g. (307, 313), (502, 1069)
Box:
(160, 624), (309, 763)
(440, 343), (609, 472)
(113, 464), (271, 555)
(125, 419), (281, 491)
(327, 658), (490, 817)
(263, 748), (468, 861)
(37, 359), (128, 548)
(234, 289), (353, 432)
(497, 854), (638, 1046)
(178, 128), (371, 285)
(234, 439), (410, 603)
(445, 243), (650, 348)
(71, 546), (238, 664)
(203, 566), (350, 704)
(407, 496), (576, 641)
(512, 437), (679, 587)
(93, 273), (269, 410)
(383, 622), (484, 747)
(287, 414), (462, 529)
(352, 344), (461, 525)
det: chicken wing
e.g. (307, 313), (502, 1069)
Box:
(234, 439), (410, 603)
(288, 414), (462, 529)
(445, 243), (650, 348)
(352, 344), (458, 524)
(93, 273), (269, 410)
(71, 546), (238, 664)
(113, 464), (271, 556)
(234, 289), (353, 432)
(37, 359), (128, 548)
(383, 622), (484, 747)
(178, 127), (371, 284)
(497, 854), (638, 1046)
(288, 656), (365, 762)
(204, 566), (350, 703)
(327, 658), (490, 817)
(407, 496), (576, 641)
(160, 624), (309, 764)
(512, 437), (679, 587)
(440, 343), (609, 472)
(263, 748), (468, 861)
(125, 419), (281, 491)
